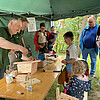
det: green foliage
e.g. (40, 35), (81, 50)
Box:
(54, 17), (83, 53)
(54, 15), (100, 54)
(97, 16), (100, 25)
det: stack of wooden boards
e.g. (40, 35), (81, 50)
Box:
(16, 75), (27, 82)
(20, 78), (40, 88)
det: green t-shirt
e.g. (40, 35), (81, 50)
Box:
(0, 27), (14, 69)
(13, 30), (24, 46)
(4, 30), (24, 69)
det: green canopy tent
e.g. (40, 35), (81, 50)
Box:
(0, 0), (100, 59)
(0, 0), (100, 20)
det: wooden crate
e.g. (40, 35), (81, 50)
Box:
(56, 87), (88, 100)
(14, 60), (41, 75)
(56, 87), (79, 100)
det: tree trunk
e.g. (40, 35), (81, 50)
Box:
(78, 15), (88, 57)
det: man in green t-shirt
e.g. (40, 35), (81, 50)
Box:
(13, 18), (29, 47)
(0, 18), (28, 79)
(8, 18), (30, 69)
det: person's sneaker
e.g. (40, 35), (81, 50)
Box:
(89, 73), (95, 78)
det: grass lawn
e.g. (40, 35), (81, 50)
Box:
(44, 54), (100, 100)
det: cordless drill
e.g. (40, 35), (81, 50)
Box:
(15, 44), (32, 60)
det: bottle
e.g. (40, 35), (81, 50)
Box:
(26, 72), (32, 91)
(26, 72), (31, 81)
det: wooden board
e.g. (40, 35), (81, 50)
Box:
(16, 75), (27, 82)
(20, 78), (40, 88)
(14, 60), (41, 64)
(58, 92), (79, 100)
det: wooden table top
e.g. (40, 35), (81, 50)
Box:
(0, 56), (62, 100)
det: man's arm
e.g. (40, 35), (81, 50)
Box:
(0, 37), (28, 54)
(96, 41), (100, 49)
(79, 29), (84, 48)
(96, 26), (100, 41)
(97, 26), (100, 37)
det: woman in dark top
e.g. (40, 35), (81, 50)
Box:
(48, 26), (58, 53)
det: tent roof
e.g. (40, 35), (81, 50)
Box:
(0, 0), (100, 20)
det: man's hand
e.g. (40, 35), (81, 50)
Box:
(19, 46), (28, 54)
(61, 59), (66, 65)
(21, 54), (33, 61)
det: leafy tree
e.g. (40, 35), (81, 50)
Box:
(54, 17), (83, 54)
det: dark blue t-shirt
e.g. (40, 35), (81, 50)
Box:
(83, 25), (97, 48)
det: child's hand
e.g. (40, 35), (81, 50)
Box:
(61, 60), (66, 65)
(64, 81), (67, 87)
(39, 45), (44, 48)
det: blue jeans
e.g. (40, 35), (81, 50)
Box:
(38, 54), (45, 61)
(82, 47), (97, 74)
(0, 67), (4, 80)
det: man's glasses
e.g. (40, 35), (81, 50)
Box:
(88, 21), (93, 23)
(41, 28), (45, 30)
